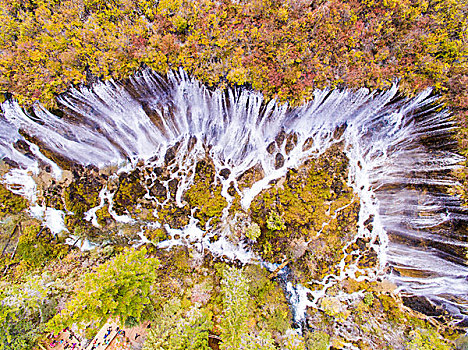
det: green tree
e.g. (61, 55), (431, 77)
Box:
(245, 222), (261, 241)
(0, 274), (60, 350)
(47, 247), (160, 334)
(15, 223), (67, 268)
(266, 212), (286, 231)
(219, 266), (276, 350)
(0, 305), (39, 350)
(219, 265), (250, 349)
(0, 184), (27, 217)
(143, 298), (212, 350)
(283, 331), (306, 350)
(305, 331), (330, 350)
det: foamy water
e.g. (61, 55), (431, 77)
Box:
(0, 69), (466, 321)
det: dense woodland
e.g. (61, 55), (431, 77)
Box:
(0, 0), (467, 349)
(0, 0), (466, 106)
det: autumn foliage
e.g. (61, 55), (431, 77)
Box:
(0, 0), (465, 108)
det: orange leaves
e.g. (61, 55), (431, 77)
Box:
(0, 0), (464, 114)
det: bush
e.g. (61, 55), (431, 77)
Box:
(246, 222), (261, 241)
(266, 212), (286, 231)
(143, 298), (212, 350)
(47, 247), (160, 333)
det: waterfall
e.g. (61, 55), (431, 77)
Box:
(0, 68), (466, 321)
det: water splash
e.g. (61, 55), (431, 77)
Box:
(0, 69), (466, 321)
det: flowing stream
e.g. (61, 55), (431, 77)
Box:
(0, 69), (467, 322)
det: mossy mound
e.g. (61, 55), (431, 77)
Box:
(113, 169), (147, 216)
(157, 203), (191, 229)
(249, 145), (360, 279)
(63, 168), (103, 217)
(0, 183), (28, 217)
(0, 220), (68, 280)
(184, 159), (228, 228)
(15, 222), (68, 269)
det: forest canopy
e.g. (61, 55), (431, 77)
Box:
(0, 0), (466, 111)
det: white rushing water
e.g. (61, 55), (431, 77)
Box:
(0, 68), (467, 321)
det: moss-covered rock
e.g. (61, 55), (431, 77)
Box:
(157, 202), (191, 229)
(145, 227), (168, 243)
(95, 204), (113, 227)
(184, 159), (227, 227)
(113, 169), (147, 216)
(0, 183), (27, 217)
(41, 183), (65, 210)
(249, 145), (359, 273)
(236, 164), (265, 191)
(64, 171), (102, 217)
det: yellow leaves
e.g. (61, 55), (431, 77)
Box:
(137, 0), (158, 20)
(277, 7), (288, 22)
(0, 0), (464, 113)
(215, 38), (228, 48)
(250, 27), (260, 40)
(382, 0), (399, 9)
(346, 35), (358, 49)
(375, 47), (390, 62)
(30, 50), (44, 62)
(144, 50), (168, 73)
(157, 0), (183, 16)
(34, 4), (53, 21)
(199, 36), (210, 47)
(62, 66), (85, 85)
(363, 0), (376, 8)
(171, 15), (188, 33)
(43, 19), (65, 35)
(227, 67), (248, 85)
(70, 36), (82, 48)
(433, 81), (448, 91)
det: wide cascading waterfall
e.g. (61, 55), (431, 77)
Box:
(0, 68), (466, 321)
(343, 91), (468, 320)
